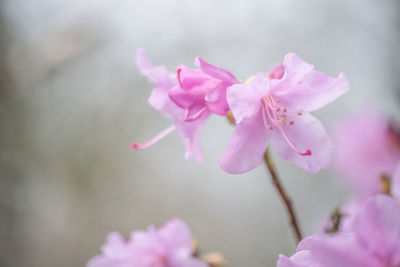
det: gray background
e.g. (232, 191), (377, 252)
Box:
(0, 0), (399, 266)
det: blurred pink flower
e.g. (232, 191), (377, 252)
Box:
(168, 57), (238, 121)
(87, 218), (207, 267)
(219, 53), (349, 174)
(278, 194), (400, 267)
(333, 112), (400, 196)
(132, 49), (208, 162)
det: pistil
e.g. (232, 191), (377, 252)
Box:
(132, 125), (176, 150)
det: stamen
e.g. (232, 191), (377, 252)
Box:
(261, 94), (311, 156)
(132, 125), (175, 150)
(261, 104), (272, 130)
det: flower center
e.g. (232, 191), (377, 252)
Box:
(261, 94), (311, 156)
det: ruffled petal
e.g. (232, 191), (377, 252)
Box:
(136, 49), (178, 113)
(219, 111), (269, 174)
(296, 234), (378, 267)
(270, 113), (332, 173)
(101, 232), (131, 258)
(227, 74), (269, 124)
(352, 195), (400, 263)
(277, 251), (318, 267)
(271, 53), (349, 112)
(205, 82), (229, 116)
(136, 49), (176, 88)
(168, 85), (206, 121)
(196, 57), (237, 84)
(175, 112), (209, 163)
(157, 218), (193, 252)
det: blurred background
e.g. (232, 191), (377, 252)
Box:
(0, 0), (399, 266)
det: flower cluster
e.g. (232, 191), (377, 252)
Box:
(278, 194), (400, 267)
(87, 219), (209, 267)
(133, 50), (349, 174)
(279, 112), (400, 267)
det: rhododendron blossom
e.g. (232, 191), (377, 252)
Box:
(333, 112), (400, 196)
(87, 218), (207, 267)
(169, 57), (238, 121)
(277, 194), (400, 267)
(132, 49), (208, 162)
(219, 53), (349, 174)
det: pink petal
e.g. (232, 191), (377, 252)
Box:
(136, 49), (176, 88)
(277, 251), (318, 267)
(332, 111), (400, 197)
(205, 82), (230, 115)
(297, 234), (379, 267)
(177, 65), (210, 90)
(157, 218), (193, 252)
(352, 195), (400, 263)
(168, 85), (207, 120)
(175, 112), (209, 163)
(196, 57), (237, 84)
(227, 74), (269, 124)
(268, 64), (285, 80)
(101, 232), (131, 258)
(269, 113), (332, 173)
(136, 49), (178, 113)
(219, 111), (270, 174)
(271, 53), (349, 112)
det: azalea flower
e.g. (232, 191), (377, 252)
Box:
(168, 57), (238, 121)
(132, 49), (208, 162)
(318, 160), (400, 234)
(333, 112), (400, 196)
(277, 194), (400, 267)
(87, 218), (207, 267)
(219, 53), (349, 174)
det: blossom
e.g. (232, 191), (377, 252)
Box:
(333, 111), (400, 196)
(322, 160), (400, 234)
(87, 218), (207, 267)
(277, 194), (400, 267)
(219, 53), (349, 174)
(132, 49), (208, 162)
(168, 57), (238, 121)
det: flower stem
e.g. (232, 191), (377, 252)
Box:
(263, 149), (303, 243)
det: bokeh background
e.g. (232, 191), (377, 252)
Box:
(1, 0), (399, 266)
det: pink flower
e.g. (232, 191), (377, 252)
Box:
(87, 218), (207, 267)
(168, 57), (238, 121)
(132, 49), (208, 162)
(219, 53), (349, 174)
(277, 194), (400, 267)
(333, 112), (400, 196)
(329, 161), (400, 234)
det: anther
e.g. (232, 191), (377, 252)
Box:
(289, 121), (294, 125)
(283, 108), (287, 112)
(297, 112), (302, 116)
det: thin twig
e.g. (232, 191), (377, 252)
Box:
(263, 149), (303, 243)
